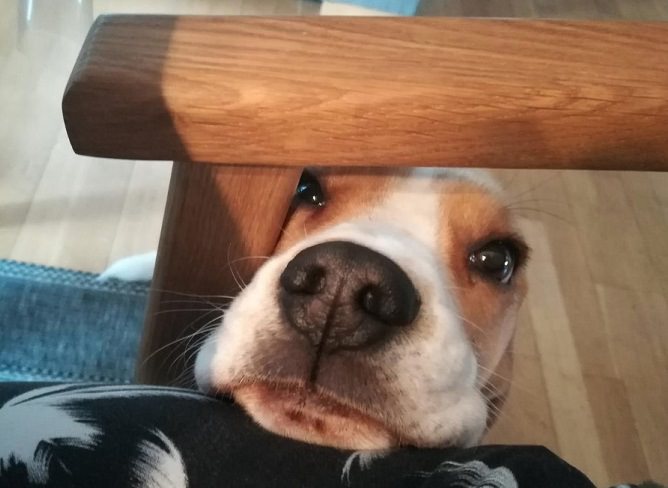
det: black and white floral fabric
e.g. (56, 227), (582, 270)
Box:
(0, 383), (648, 487)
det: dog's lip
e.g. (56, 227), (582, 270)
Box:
(229, 379), (378, 421)
(220, 379), (402, 449)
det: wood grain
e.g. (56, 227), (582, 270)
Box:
(4, 1), (668, 485)
(136, 162), (301, 385)
(63, 15), (668, 170)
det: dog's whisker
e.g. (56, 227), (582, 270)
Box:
(231, 265), (246, 291)
(226, 255), (270, 266)
(479, 384), (518, 424)
(182, 336), (211, 368)
(477, 366), (539, 399)
(485, 397), (511, 422)
(174, 314), (221, 349)
(176, 318), (222, 369)
(151, 288), (238, 300)
(168, 358), (196, 384)
(505, 197), (568, 208)
(484, 400), (510, 424)
(477, 365), (516, 385)
(176, 335), (215, 383)
(223, 254), (268, 288)
(453, 312), (491, 340)
(506, 173), (561, 202)
(166, 322), (223, 378)
(480, 382), (504, 398)
(507, 206), (573, 225)
(159, 298), (224, 305)
(235, 264), (248, 288)
(494, 169), (519, 193)
(167, 313), (225, 386)
(140, 322), (219, 370)
(226, 243), (248, 292)
(141, 311), (223, 368)
(171, 364), (199, 389)
(482, 394), (505, 415)
(159, 299), (228, 310)
(181, 317), (222, 360)
(152, 308), (222, 316)
(150, 288), (236, 312)
(158, 299), (228, 310)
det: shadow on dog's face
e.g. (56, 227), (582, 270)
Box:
(195, 168), (529, 450)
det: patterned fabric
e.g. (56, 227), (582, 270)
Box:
(0, 382), (604, 488)
(0, 260), (148, 383)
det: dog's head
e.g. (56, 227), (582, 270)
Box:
(195, 167), (528, 450)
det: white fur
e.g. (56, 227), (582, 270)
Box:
(99, 251), (157, 282)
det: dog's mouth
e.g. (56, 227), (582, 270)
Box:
(227, 380), (400, 450)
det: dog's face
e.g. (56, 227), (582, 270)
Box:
(195, 168), (528, 450)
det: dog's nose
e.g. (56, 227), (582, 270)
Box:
(279, 241), (420, 351)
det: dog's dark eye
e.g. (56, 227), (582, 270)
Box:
(295, 170), (325, 207)
(468, 240), (518, 285)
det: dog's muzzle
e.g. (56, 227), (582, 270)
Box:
(278, 241), (420, 351)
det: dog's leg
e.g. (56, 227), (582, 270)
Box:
(98, 251), (157, 282)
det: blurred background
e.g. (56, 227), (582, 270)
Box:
(1, 1), (667, 486)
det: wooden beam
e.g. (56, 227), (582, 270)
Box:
(63, 15), (668, 170)
(136, 162), (301, 385)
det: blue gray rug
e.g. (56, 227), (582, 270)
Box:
(0, 260), (149, 382)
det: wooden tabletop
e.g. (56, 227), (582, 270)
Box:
(63, 15), (668, 170)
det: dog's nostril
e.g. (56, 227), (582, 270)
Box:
(359, 286), (391, 323)
(359, 285), (418, 327)
(359, 286), (381, 317)
(280, 264), (325, 295)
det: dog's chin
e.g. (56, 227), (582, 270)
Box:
(232, 382), (398, 450)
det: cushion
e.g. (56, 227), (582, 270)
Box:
(0, 382), (601, 487)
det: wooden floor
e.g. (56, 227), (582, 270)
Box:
(1, 1), (667, 485)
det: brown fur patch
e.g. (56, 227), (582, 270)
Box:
(275, 167), (410, 252)
(437, 180), (527, 415)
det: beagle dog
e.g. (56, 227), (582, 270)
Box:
(105, 168), (527, 450)
(186, 167), (529, 450)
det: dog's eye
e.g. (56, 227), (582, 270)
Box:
(295, 170), (326, 207)
(468, 240), (518, 285)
